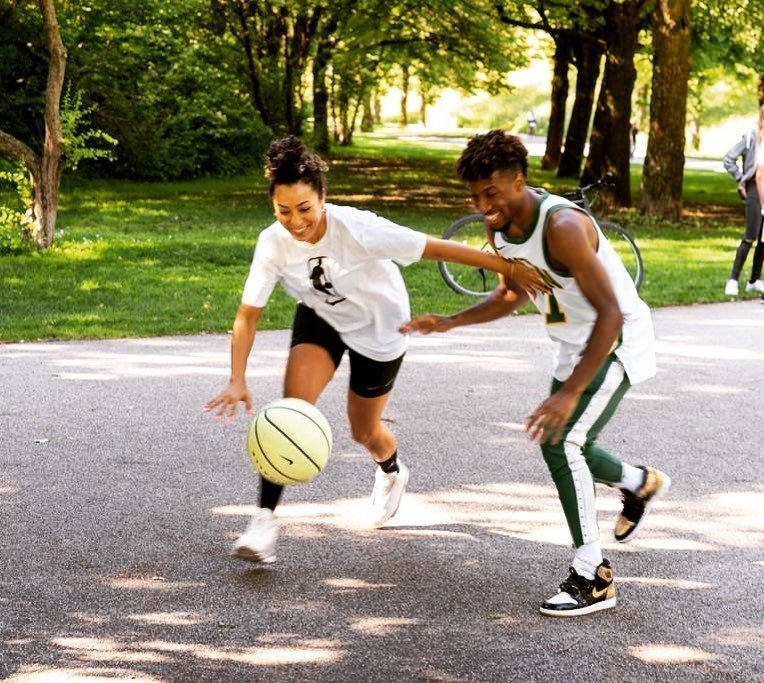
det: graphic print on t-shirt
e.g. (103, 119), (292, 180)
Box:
(308, 256), (347, 306)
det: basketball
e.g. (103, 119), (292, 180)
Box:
(247, 398), (333, 486)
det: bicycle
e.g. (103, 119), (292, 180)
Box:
(437, 175), (644, 296)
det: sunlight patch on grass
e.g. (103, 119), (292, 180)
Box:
(55, 240), (109, 261)
(78, 279), (102, 292)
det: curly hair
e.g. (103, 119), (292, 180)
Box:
(265, 136), (329, 197)
(456, 129), (528, 181)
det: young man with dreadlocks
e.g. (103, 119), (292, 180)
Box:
(401, 130), (671, 617)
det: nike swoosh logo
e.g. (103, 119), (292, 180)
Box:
(591, 586), (610, 599)
(280, 455), (294, 465)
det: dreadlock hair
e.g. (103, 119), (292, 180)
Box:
(265, 135), (329, 197)
(455, 129), (528, 182)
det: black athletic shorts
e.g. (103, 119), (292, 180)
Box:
(290, 303), (404, 399)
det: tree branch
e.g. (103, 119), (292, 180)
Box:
(0, 129), (41, 177)
(493, 1), (606, 46)
(40, 0), (66, 155)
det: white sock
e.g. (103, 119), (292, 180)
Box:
(618, 463), (645, 493)
(572, 541), (603, 580)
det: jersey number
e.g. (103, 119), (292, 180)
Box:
(545, 293), (567, 324)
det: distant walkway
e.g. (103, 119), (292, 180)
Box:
(397, 133), (726, 173)
(523, 135), (724, 172)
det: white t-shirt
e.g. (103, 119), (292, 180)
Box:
(241, 203), (428, 361)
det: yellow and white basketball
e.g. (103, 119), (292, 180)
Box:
(247, 398), (333, 486)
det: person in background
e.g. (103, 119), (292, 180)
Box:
(527, 110), (537, 137)
(722, 105), (764, 297)
(629, 123), (638, 159)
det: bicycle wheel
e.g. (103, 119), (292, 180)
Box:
(438, 214), (498, 297)
(599, 220), (644, 291)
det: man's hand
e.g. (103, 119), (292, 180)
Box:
(738, 181), (747, 200)
(503, 258), (552, 296)
(525, 387), (579, 445)
(399, 314), (454, 335)
(203, 379), (254, 421)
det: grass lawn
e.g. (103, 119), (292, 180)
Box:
(0, 134), (756, 343)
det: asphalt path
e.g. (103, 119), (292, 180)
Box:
(399, 134), (727, 173)
(1, 300), (763, 682)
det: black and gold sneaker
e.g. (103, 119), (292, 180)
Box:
(539, 560), (616, 617)
(615, 465), (671, 543)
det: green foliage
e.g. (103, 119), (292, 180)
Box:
(689, 0), (764, 140)
(0, 136), (751, 342)
(0, 0), (46, 156)
(689, 67), (759, 127)
(0, 158), (33, 255)
(692, 0), (764, 73)
(60, 87), (118, 171)
(456, 85), (549, 133)
(59, 0), (270, 179)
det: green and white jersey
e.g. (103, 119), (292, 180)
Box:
(493, 190), (656, 385)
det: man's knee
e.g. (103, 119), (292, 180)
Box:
(541, 439), (585, 479)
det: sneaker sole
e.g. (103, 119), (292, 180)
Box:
(369, 467), (410, 529)
(232, 546), (276, 564)
(539, 597), (616, 617)
(616, 474), (672, 543)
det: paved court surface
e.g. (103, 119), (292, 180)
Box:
(1, 300), (763, 682)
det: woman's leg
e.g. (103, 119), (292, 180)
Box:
(347, 389), (397, 462)
(283, 343), (337, 403)
(749, 208), (764, 285)
(255, 343), (338, 511)
(346, 351), (406, 527)
(349, 389), (406, 528)
(732, 190), (760, 280)
(234, 306), (341, 563)
(260, 304), (343, 512)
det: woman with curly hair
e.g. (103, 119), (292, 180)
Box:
(205, 135), (548, 564)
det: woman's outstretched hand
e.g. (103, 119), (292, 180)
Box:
(203, 380), (254, 421)
(399, 314), (454, 335)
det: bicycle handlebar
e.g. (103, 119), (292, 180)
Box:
(577, 172), (615, 195)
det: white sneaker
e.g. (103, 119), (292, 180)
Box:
(724, 279), (739, 296)
(232, 508), (277, 563)
(745, 279), (764, 293)
(369, 461), (409, 528)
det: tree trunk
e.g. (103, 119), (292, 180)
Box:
(361, 91), (374, 132)
(541, 34), (572, 171)
(282, 21), (297, 135)
(344, 97), (361, 145)
(640, 0), (691, 218)
(582, 4), (640, 207)
(330, 70), (341, 143)
(557, 40), (603, 178)
(400, 65), (409, 126)
(0, 0), (65, 250)
(338, 93), (350, 145)
(312, 33), (334, 153)
(232, 5), (272, 128)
